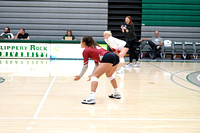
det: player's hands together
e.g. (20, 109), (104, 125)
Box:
(125, 28), (129, 32)
(121, 26), (129, 32)
(87, 75), (91, 81)
(74, 75), (81, 81)
(121, 26), (125, 32)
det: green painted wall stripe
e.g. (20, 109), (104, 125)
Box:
(142, 0), (200, 27)
(142, 10), (200, 16)
(143, 0), (200, 4)
(143, 4), (200, 10)
(143, 15), (200, 21)
(142, 21), (200, 27)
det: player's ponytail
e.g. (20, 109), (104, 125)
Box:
(81, 36), (99, 48)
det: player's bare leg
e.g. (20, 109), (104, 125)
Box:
(82, 63), (113, 104)
(106, 65), (121, 99)
(117, 47), (129, 74)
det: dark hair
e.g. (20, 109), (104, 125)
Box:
(81, 36), (99, 48)
(67, 29), (72, 34)
(20, 28), (25, 32)
(126, 16), (133, 25)
(5, 27), (10, 33)
(5, 27), (10, 31)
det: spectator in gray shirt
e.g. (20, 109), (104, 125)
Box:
(139, 31), (163, 59)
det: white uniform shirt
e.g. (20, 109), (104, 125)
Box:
(104, 36), (126, 50)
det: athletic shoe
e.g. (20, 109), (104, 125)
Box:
(125, 63), (133, 68)
(116, 69), (124, 74)
(133, 62), (140, 67)
(108, 93), (121, 99)
(81, 99), (96, 104)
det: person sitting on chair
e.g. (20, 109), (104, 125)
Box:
(0, 27), (14, 39)
(139, 31), (163, 59)
(62, 29), (76, 40)
(15, 28), (30, 40)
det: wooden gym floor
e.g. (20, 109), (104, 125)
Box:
(0, 59), (199, 133)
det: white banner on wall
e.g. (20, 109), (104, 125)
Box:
(50, 44), (84, 59)
(0, 42), (106, 59)
(0, 43), (50, 58)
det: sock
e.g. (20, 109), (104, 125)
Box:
(88, 92), (95, 99)
(114, 88), (119, 94)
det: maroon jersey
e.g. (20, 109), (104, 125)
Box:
(83, 46), (109, 65)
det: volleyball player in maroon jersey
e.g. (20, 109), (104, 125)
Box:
(74, 36), (121, 104)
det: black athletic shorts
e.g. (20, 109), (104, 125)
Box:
(101, 52), (119, 66)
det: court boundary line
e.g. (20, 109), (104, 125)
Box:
(33, 75), (57, 119)
(171, 71), (200, 93)
(0, 117), (200, 121)
(186, 71), (200, 87)
(147, 62), (200, 93)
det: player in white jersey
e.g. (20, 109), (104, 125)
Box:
(104, 31), (129, 74)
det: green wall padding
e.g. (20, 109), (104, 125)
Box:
(142, 10), (200, 16)
(143, 0), (200, 4)
(142, 0), (200, 27)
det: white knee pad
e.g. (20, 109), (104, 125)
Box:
(107, 76), (115, 81)
(91, 76), (98, 82)
(120, 58), (125, 63)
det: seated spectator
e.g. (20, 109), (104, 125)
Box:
(15, 28), (30, 40)
(139, 31), (163, 59)
(62, 29), (76, 40)
(0, 27), (14, 39)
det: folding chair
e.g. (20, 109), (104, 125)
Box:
(195, 42), (200, 59)
(161, 40), (173, 59)
(184, 41), (196, 59)
(139, 41), (154, 59)
(173, 41), (185, 59)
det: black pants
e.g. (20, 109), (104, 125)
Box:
(147, 41), (158, 59)
(127, 40), (139, 63)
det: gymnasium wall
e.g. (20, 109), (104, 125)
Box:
(0, 0), (108, 41)
(1, 0), (199, 42)
(108, 0), (142, 40)
(141, 0), (200, 42)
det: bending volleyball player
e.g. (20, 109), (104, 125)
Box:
(74, 36), (121, 104)
(104, 31), (129, 74)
